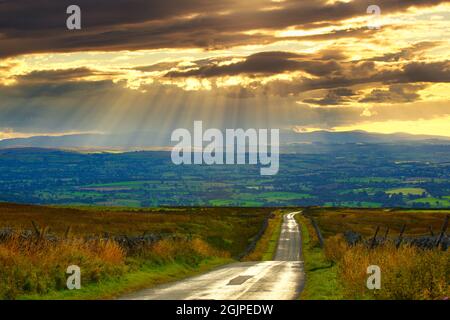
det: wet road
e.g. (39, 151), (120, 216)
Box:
(120, 211), (304, 300)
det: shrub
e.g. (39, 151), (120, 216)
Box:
(324, 235), (449, 300)
(0, 235), (228, 299)
(324, 234), (348, 263)
(0, 236), (126, 299)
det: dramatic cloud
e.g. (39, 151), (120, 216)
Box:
(360, 84), (427, 103)
(165, 51), (342, 78)
(304, 88), (357, 106)
(0, 0), (449, 138)
(15, 68), (116, 83)
(367, 41), (441, 62)
(400, 61), (450, 83)
(0, 0), (447, 57)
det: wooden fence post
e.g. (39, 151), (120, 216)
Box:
(428, 225), (434, 236)
(64, 226), (72, 239)
(396, 224), (406, 249)
(382, 227), (389, 244)
(370, 226), (380, 249)
(435, 215), (449, 248)
(310, 217), (325, 248)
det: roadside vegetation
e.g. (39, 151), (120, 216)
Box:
(325, 235), (449, 299)
(1, 235), (229, 300)
(306, 207), (450, 237)
(0, 203), (271, 299)
(295, 214), (343, 300)
(301, 208), (449, 300)
(242, 210), (283, 261)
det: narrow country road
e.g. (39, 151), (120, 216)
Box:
(120, 211), (304, 300)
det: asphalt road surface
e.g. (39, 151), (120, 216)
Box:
(120, 211), (304, 300)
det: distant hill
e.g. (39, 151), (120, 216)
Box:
(0, 132), (171, 150)
(280, 130), (450, 144)
(0, 134), (101, 148)
(0, 130), (449, 150)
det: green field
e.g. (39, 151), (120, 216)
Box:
(407, 197), (450, 207)
(2, 147), (450, 209)
(256, 192), (313, 201)
(210, 199), (265, 206)
(386, 188), (427, 195)
(324, 201), (382, 208)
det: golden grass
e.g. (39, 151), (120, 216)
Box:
(138, 237), (229, 263)
(242, 211), (282, 261)
(0, 235), (228, 299)
(0, 203), (274, 299)
(0, 203), (271, 257)
(305, 207), (449, 238)
(0, 204), (273, 299)
(324, 235), (449, 300)
(0, 236), (126, 299)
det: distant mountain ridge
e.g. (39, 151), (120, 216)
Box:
(0, 130), (449, 150)
(280, 130), (450, 144)
(0, 132), (170, 150)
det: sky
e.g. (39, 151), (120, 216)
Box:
(0, 0), (449, 141)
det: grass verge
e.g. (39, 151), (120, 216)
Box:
(242, 210), (283, 261)
(296, 214), (343, 300)
(18, 258), (231, 300)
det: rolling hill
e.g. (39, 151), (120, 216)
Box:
(0, 130), (449, 150)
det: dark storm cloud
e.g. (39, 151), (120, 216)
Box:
(0, 0), (446, 57)
(165, 51), (342, 78)
(16, 67), (116, 83)
(0, 0), (228, 30)
(142, 55), (449, 100)
(360, 84), (427, 103)
(132, 62), (181, 73)
(367, 41), (441, 62)
(304, 60), (449, 91)
(132, 56), (237, 73)
(254, 59), (450, 103)
(166, 51), (302, 77)
(0, 79), (116, 98)
(400, 61), (450, 82)
(303, 88), (357, 106)
(164, 51), (450, 95)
